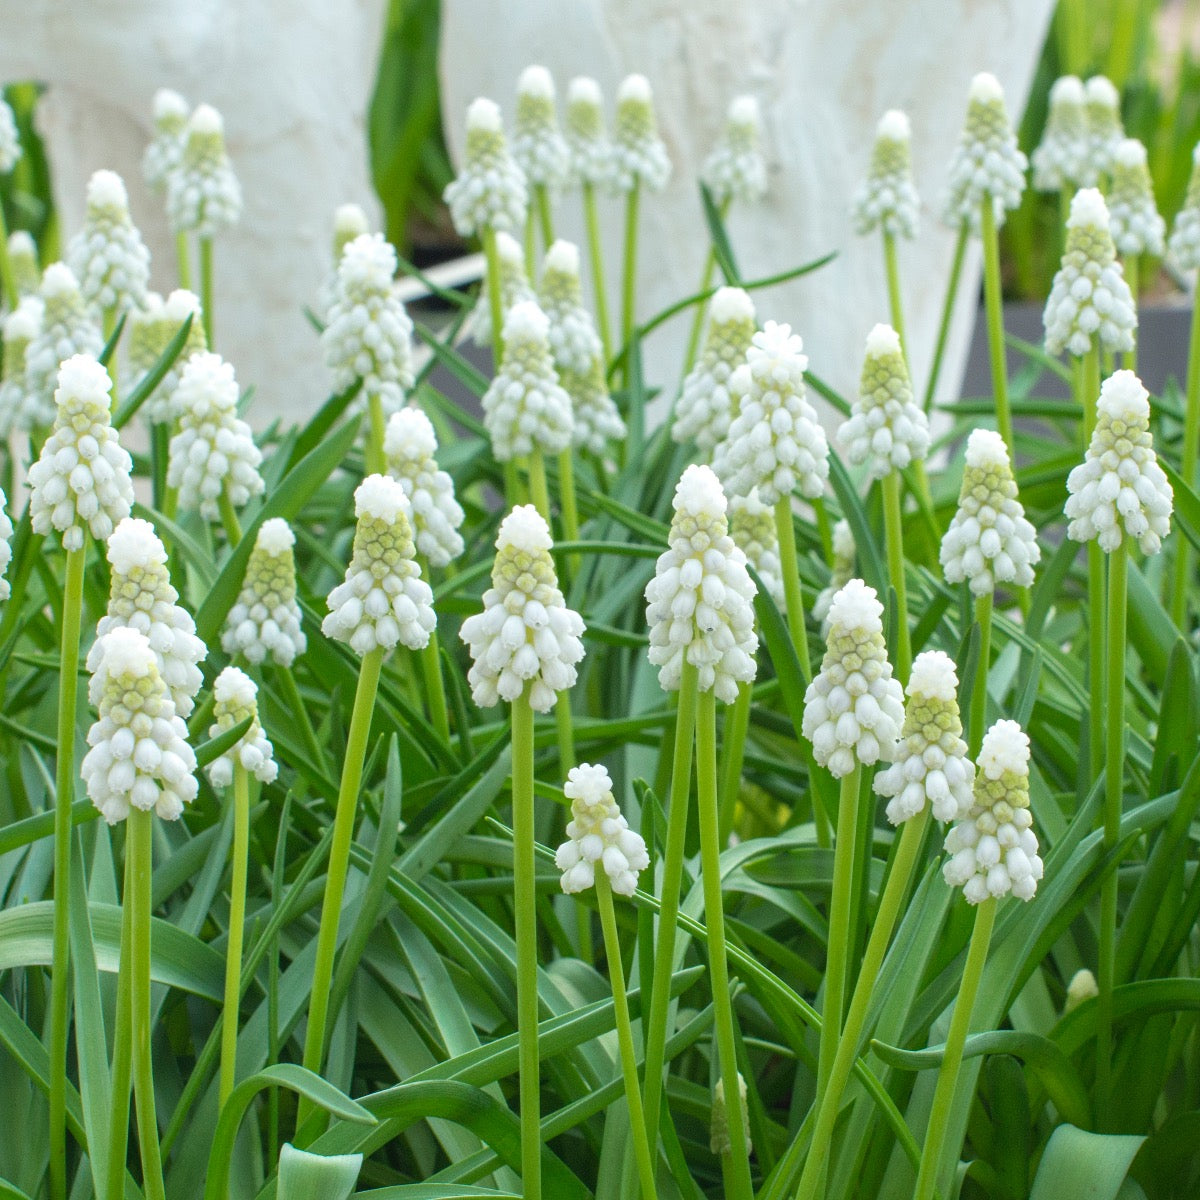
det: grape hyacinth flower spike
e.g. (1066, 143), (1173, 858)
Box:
(23, 264), (102, 429)
(1084, 75), (1124, 182)
(1031, 76), (1088, 193)
(207, 666), (277, 790)
(142, 88), (190, 196)
(512, 65), (570, 253)
(701, 95), (768, 208)
(852, 109), (919, 239)
(729, 489), (785, 611)
(8, 230), (39, 298)
(67, 170), (151, 325)
(222, 518), (307, 667)
(1, 294), (43, 435)
(166, 103), (242, 240)
(316, 202), (371, 321)
(127, 289), (207, 426)
(1107, 138), (1164, 261)
(444, 97), (528, 240)
(469, 229), (533, 348)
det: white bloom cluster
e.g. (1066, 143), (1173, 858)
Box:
(207, 666), (278, 788)
(554, 763), (649, 896)
(0, 98), (21, 174)
(23, 264), (102, 429)
(222, 518), (307, 666)
(444, 98), (528, 238)
(512, 66), (570, 194)
(383, 407), (465, 568)
(1065, 369), (1172, 554)
(91, 517), (206, 718)
(1084, 75), (1124, 181)
(82, 627), (197, 824)
(8, 231), (40, 298)
(560, 355), (625, 455)
(839, 324), (929, 479)
(167, 352), (264, 520)
(940, 429), (1040, 597)
(317, 203), (372, 321)
(729, 489), (784, 610)
(459, 504), (585, 712)
(802, 579), (904, 778)
(673, 286), (756, 456)
(142, 88), (189, 195)
(323, 474), (436, 656)
(470, 230), (533, 347)
(67, 170), (151, 316)
(944, 719), (1042, 903)
(644, 465), (758, 703)
(1031, 76), (1088, 192)
(610, 74), (671, 193)
(564, 76), (613, 189)
(1044, 188), (1137, 357)
(0, 488), (11, 600)
(167, 104), (242, 238)
(852, 110), (919, 239)
(942, 73), (1027, 233)
(28, 355), (133, 550)
(1168, 145), (1200, 271)
(481, 300), (574, 462)
(539, 240), (602, 373)
(710, 1074), (751, 1156)
(0, 295), (42, 435)
(874, 650), (973, 825)
(127, 289), (208, 425)
(813, 519), (857, 631)
(1107, 139), (1164, 258)
(322, 232), (415, 416)
(717, 320), (829, 505)
(702, 95), (767, 207)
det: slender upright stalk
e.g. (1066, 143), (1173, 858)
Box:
(1170, 289), (1200, 627)
(176, 231), (192, 291)
(582, 183), (612, 365)
(414, 553), (451, 746)
(217, 483), (242, 546)
(482, 225), (507, 368)
(923, 224), (968, 414)
(523, 207), (538, 280)
(277, 666), (324, 770)
(1081, 346), (1105, 780)
(527, 450), (553, 527)
(882, 232), (908, 366)
(535, 184), (554, 251)
(219, 764), (251, 1106)
(969, 592), (992, 758)
(718, 680), (753, 844)
(365, 392), (387, 475)
(621, 183), (641, 383)
(913, 896), (998, 1200)
(681, 198), (732, 378)
(1123, 255), (1139, 372)
(980, 201), (1014, 462)
(773, 498), (812, 680)
(881, 472), (911, 683)
(0, 201), (18, 310)
(812, 496), (834, 564)
(199, 236), (215, 347)
(105, 846), (135, 1200)
(556, 449), (581, 580)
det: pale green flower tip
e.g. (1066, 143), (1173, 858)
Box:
(168, 104), (242, 236)
(185, 103), (226, 153)
(555, 762), (648, 896)
(612, 73), (671, 192)
(1064, 968), (1098, 1013)
(710, 1074), (750, 1156)
(702, 93), (767, 205)
(1084, 75), (1124, 178)
(853, 109), (919, 237)
(152, 88), (190, 133)
(332, 202), (371, 259)
(445, 98), (528, 237)
(222, 518), (306, 667)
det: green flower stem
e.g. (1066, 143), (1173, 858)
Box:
(582, 183), (612, 365)
(681, 198), (731, 379)
(718, 680), (753, 845)
(105, 845), (135, 1200)
(524, 206), (538, 279)
(773, 498), (812, 680)
(535, 183), (555, 251)
(298, 646), (384, 1128)
(365, 392), (387, 475)
(1170, 286), (1200, 627)
(923, 224), (968, 414)
(881, 471), (911, 684)
(980, 201), (1013, 462)
(527, 450), (553, 528)
(969, 591), (992, 759)
(219, 763), (251, 1107)
(217, 482), (242, 546)
(49, 539), (87, 1200)
(482, 225), (506, 368)
(557, 449), (581, 581)
(511, 689), (542, 1200)
(503, 460), (522, 509)
(642, 659), (699, 1153)
(176, 231), (192, 291)
(129, 808), (167, 1200)
(103, 308), (121, 413)
(277, 665), (325, 771)
(0, 200), (18, 309)
(555, 692), (576, 776)
(413, 552), (452, 747)
(594, 873), (660, 1200)
(913, 895), (997, 1200)
(1123, 255), (1139, 372)
(621, 183), (641, 385)
(812, 497), (834, 565)
(1081, 346), (1105, 781)
(199, 236), (215, 347)
(883, 232), (908, 365)
(795, 807), (932, 1200)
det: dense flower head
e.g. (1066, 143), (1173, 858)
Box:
(1107, 139), (1164, 257)
(317, 203), (372, 320)
(1044, 188), (1137, 357)
(383, 407), (465, 568)
(207, 666), (277, 788)
(91, 517), (206, 717)
(143, 88), (190, 195)
(1168, 144), (1200, 271)
(942, 72), (1027, 233)
(539, 240), (603, 373)
(82, 627), (197, 824)
(1, 295), (43, 435)
(940, 428), (1039, 596)
(852, 109), (919, 238)
(717, 320), (829, 505)
(813, 519), (857, 631)
(564, 76), (613, 188)
(610, 74), (671, 193)
(729, 488), (784, 610)
(702, 94), (767, 206)
(459, 504), (586, 711)
(444, 97), (529, 237)
(481, 299), (574, 462)
(28, 354), (133, 550)
(8, 231), (40, 298)
(644, 465), (758, 703)
(222, 518), (307, 666)
(166, 104), (242, 237)
(802, 579), (904, 778)
(323, 474), (436, 656)
(512, 65), (571, 193)
(0, 98), (21, 174)
(471, 229), (534, 347)
(673, 286), (756, 455)
(839, 324), (929, 478)
(558, 354), (625, 454)
(67, 169), (151, 316)
(1065, 369), (1172, 554)
(127, 289), (208, 424)
(944, 719), (1042, 903)
(554, 763), (649, 896)
(874, 651), (973, 824)
(1084, 75), (1124, 180)
(1031, 76), (1088, 192)
(0, 488), (11, 600)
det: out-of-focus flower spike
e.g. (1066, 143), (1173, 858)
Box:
(67, 169), (152, 317)
(143, 88), (190, 196)
(610, 74), (671, 194)
(166, 104), (242, 238)
(852, 109), (919, 238)
(702, 95), (767, 207)
(444, 97), (529, 238)
(1031, 76), (1088, 193)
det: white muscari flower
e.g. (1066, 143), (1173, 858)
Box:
(0, 99), (20, 174)
(469, 229), (533, 347)
(729, 489), (784, 610)
(943, 719), (1042, 903)
(1031, 76), (1088, 193)
(0, 488), (11, 600)
(813, 519), (857, 631)
(207, 666), (277, 788)
(673, 286), (756, 456)
(1065, 968), (1098, 1014)
(1084, 75), (1124, 181)
(1044, 188), (1137, 357)
(1168, 144), (1200, 271)
(444, 97), (528, 238)
(839, 324), (930, 479)
(940, 429), (1039, 596)
(166, 104), (242, 238)
(23, 264), (103, 429)
(82, 628), (196, 824)
(558, 355), (625, 455)
(481, 300), (573, 462)
(702, 95), (767, 207)
(383, 407), (465, 568)
(127, 289), (208, 425)
(1065, 369), (1172, 554)
(554, 763), (648, 896)
(512, 66), (570, 194)
(716, 320), (829, 505)
(565, 76), (613, 189)
(67, 170), (151, 316)
(852, 109), (919, 239)
(1107, 139), (1164, 257)
(539, 240), (602, 374)
(802, 578), (904, 778)
(610, 74), (671, 193)
(874, 650), (973, 825)
(27, 355), (133, 550)
(222, 518), (306, 666)
(317, 203), (372, 321)
(323, 474), (436, 656)
(142, 88), (189, 195)
(710, 1074), (750, 1156)
(1, 294), (42, 435)
(459, 504), (585, 712)
(8, 231), (40, 297)
(90, 517), (206, 717)
(942, 72), (1027, 233)
(644, 465), (758, 704)
(167, 351), (264, 521)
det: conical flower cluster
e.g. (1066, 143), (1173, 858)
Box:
(802, 579), (904, 778)
(729, 489), (784, 610)
(564, 76), (613, 188)
(1107, 139), (1164, 258)
(166, 104), (242, 237)
(701, 95), (767, 207)
(1168, 144), (1200, 271)
(207, 666), (278, 788)
(1084, 75), (1124, 181)
(444, 97), (528, 238)
(539, 240), (602, 373)
(944, 719), (1042, 903)
(222, 518), (307, 666)
(1, 295), (43, 435)
(561, 355), (625, 456)
(127, 289), (207, 425)
(1065, 369), (1172, 554)
(459, 504), (586, 712)
(383, 407), (465, 568)
(8, 231), (40, 298)
(1031, 76), (1088, 193)
(644, 465), (758, 704)
(23, 264), (102, 428)
(0, 98), (21, 174)
(610, 74), (671, 193)
(554, 763), (649, 896)
(317, 203), (372, 321)
(143, 88), (189, 195)
(813, 519), (856, 631)
(852, 110), (919, 239)
(0, 489), (11, 601)
(67, 170), (151, 316)
(511, 66), (570, 195)
(470, 230), (533, 347)
(1044, 189), (1136, 357)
